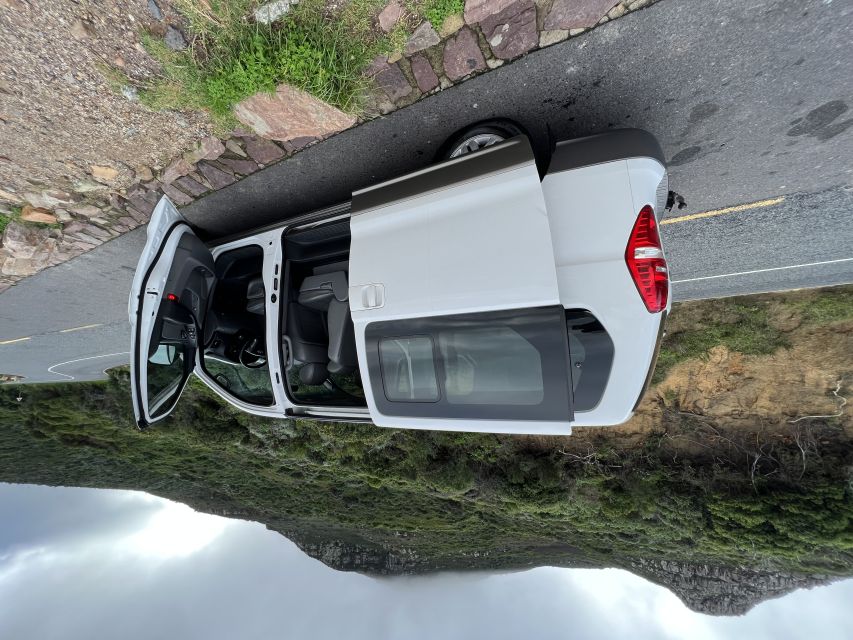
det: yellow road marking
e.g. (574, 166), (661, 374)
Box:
(0, 336), (31, 345)
(60, 323), (103, 333)
(661, 196), (785, 225)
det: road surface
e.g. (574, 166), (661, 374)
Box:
(1, 0), (851, 383)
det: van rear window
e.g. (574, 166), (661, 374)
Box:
(566, 310), (614, 412)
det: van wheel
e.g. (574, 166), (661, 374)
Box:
(442, 120), (527, 159)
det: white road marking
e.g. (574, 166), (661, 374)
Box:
(47, 351), (130, 381)
(672, 257), (853, 284)
(60, 323), (103, 333)
(0, 336), (31, 345)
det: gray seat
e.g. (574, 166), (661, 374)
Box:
(295, 271), (358, 375)
(246, 277), (265, 315)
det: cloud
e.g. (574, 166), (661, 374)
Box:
(1, 484), (852, 640)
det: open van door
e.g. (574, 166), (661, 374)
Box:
(128, 197), (215, 428)
(348, 137), (574, 435)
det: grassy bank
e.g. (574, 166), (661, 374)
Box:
(133, 0), (469, 130)
(1, 287), (851, 581)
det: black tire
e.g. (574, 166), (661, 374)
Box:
(437, 119), (551, 176)
(438, 119), (528, 160)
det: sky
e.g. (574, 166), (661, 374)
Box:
(1, 483), (852, 640)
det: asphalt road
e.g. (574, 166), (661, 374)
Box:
(1, 0), (852, 383)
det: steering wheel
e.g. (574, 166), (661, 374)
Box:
(238, 337), (267, 369)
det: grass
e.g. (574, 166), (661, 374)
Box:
(654, 299), (788, 384)
(1, 289), (850, 597)
(422, 0), (464, 30)
(0, 370), (850, 580)
(783, 288), (853, 326)
(0, 211), (11, 235)
(136, 0), (399, 129)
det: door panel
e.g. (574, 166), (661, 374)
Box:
(348, 137), (560, 321)
(347, 137), (564, 432)
(129, 197), (215, 428)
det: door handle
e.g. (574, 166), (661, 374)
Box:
(360, 284), (385, 309)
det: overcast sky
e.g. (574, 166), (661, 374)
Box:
(1, 483), (851, 640)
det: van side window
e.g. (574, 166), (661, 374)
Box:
(379, 336), (439, 402)
(439, 326), (544, 406)
(365, 306), (573, 422)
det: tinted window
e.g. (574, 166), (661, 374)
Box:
(379, 336), (439, 402)
(439, 327), (543, 405)
(364, 306), (572, 422)
(147, 343), (189, 419)
(205, 356), (274, 406)
(566, 310), (614, 412)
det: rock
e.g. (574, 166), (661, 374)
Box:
(161, 157), (194, 184)
(183, 136), (226, 164)
(544, 0), (617, 30)
(70, 18), (96, 40)
(90, 165), (119, 182)
(486, 58), (504, 68)
(0, 188), (21, 204)
(367, 57), (413, 102)
(378, 1), (402, 33)
(134, 165), (154, 182)
(254, 0), (298, 24)
(126, 186), (159, 216)
(2, 220), (50, 259)
(54, 209), (73, 223)
(608, 3), (627, 19)
(20, 205), (57, 224)
(242, 137), (285, 165)
(197, 162), (236, 190)
(225, 139), (247, 157)
(443, 28), (486, 81)
(118, 216), (139, 229)
(161, 183), (194, 206)
(539, 29), (569, 47)
(410, 55), (439, 93)
(437, 15), (463, 39)
(217, 157), (259, 176)
(464, 0), (517, 25)
(174, 176), (208, 197)
(125, 206), (149, 224)
(480, 0), (537, 60)
(387, 51), (403, 64)
(286, 137), (316, 151)
(405, 22), (440, 55)
(164, 26), (187, 51)
(148, 0), (164, 20)
(234, 84), (357, 143)
(24, 190), (74, 209)
(73, 179), (108, 193)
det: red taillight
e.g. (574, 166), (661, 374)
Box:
(625, 205), (668, 313)
(165, 293), (178, 302)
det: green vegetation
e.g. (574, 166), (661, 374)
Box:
(1, 288), (850, 587)
(1, 371), (850, 578)
(654, 299), (789, 383)
(783, 287), (853, 326)
(137, 0), (399, 130)
(0, 210), (12, 235)
(422, 0), (464, 30)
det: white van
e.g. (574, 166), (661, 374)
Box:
(130, 123), (670, 436)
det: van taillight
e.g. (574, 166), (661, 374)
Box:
(625, 205), (668, 313)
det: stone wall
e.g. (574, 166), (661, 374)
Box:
(0, 0), (658, 293)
